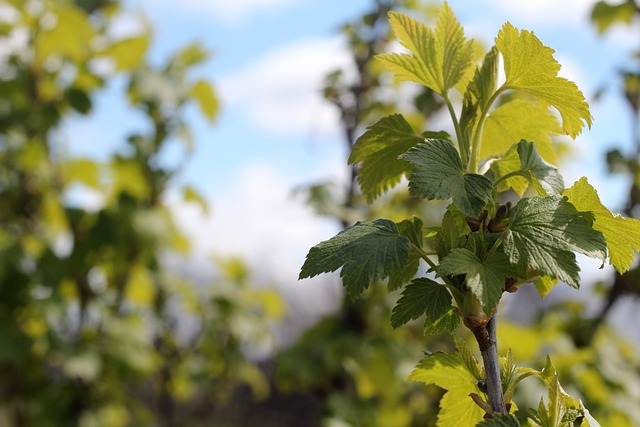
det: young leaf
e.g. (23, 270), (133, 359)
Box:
(493, 140), (563, 196)
(424, 308), (460, 335)
(481, 99), (561, 163)
(460, 46), (499, 146)
(453, 335), (484, 381)
(377, 4), (475, 95)
(390, 278), (451, 329)
(299, 219), (410, 298)
(564, 177), (640, 273)
(409, 352), (485, 426)
(533, 276), (557, 298)
(401, 140), (493, 216)
(348, 114), (424, 202)
(475, 414), (520, 427)
(388, 217), (424, 291)
(495, 22), (592, 138)
(437, 248), (514, 314)
(503, 196), (607, 287)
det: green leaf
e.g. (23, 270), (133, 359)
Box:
(348, 114), (424, 202)
(390, 278), (451, 329)
(377, 4), (475, 95)
(432, 205), (472, 258)
(388, 217), (424, 291)
(494, 140), (563, 196)
(481, 99), (561, 163)
(460, 46), (499, 147)
(409, 352), (485, 426)
(100, 35), (149, 71)
(591, 1), (637, 34)
(183, 185), (209, 215)
(453, 335), (483, 381)
(190, 80), (219, 122)
(401, 140), (492, 216)
(437, 248), (514, 314)
(503, 196), (607, 287)
(564, 177), (640, 273)
(495, 22), (592, 138)
(424, 308), (460, 335)
(299, 219), (410, 299)
(533, 276), (557, 298)
(476, 414), (520, 427)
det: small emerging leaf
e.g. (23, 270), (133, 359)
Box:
(402, 140), (493, 217)
(299, 219), (410, 299)
(564, 177), (640, 273)
(438, 248), (516, 314)
(349, 114), (424, 202)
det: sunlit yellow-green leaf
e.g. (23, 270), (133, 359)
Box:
(481, 99), (560, 163)
(495, 23), (592, 138)
(183, 185), (210, 214)
(124, 264), (155, 306)
(533, 275), (558, 298)
(190, 80), (219, 122)
(378, 3), (474, 95)
(62, 158), (100, 188)
(564, 177), (640, 272)
(35, 5), (95, 63)
(100, 35), (149, 71)
(409, 352), (485, 426)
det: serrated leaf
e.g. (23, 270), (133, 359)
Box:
(564, 177), (640, 273)
(476, 414), (520, 427)
(437, 248), (514, 314)
(494, 140), (563, 196)
(409, 352), (485, 426)
(349, 114), (424, 202)
(299, 219), (410, 299)
(433, 205), (472, 258)
(401, 140), (493, 216)
(424, 308), (460, 335)
(388, 217), (424, 291)
(503, 196), (607, 287)
(495, 22), (592, 138)
(460, 46), (499, 152)
(481, 99), (561, 163)
(390, 278), (452, 328)
(453, 335), (483, 381)
(533, 276), (557, 298)
(378, 4), (474, 95)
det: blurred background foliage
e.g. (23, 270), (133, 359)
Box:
(0, 0), (639, 426)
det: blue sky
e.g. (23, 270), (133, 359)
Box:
(61, 0), (640, 328)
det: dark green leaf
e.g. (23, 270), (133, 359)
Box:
(348, 114), (424, 202)
(516, 140), (564, 195)
(476, 413), (521, 426)
(432, 205), (472, 259)
(437, 248), (515, 314)
(504, 196), (607, 287)
(388, 217), (424, 291)
(401, 139), (493, 216)
(424, 308), (460, 335)
(390, 278), (451, 329)
(299, 219), (411, 298)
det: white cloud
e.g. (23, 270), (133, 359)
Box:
(173, 163), (345, 337)
(219, 37), (353, 136)
(147, 0), (300, 25)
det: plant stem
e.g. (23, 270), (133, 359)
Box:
(492, 170), (525, 188)
(481, 316), (506, 414)
(469, 85), (506, 173)
(443, 92), (468, 166)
